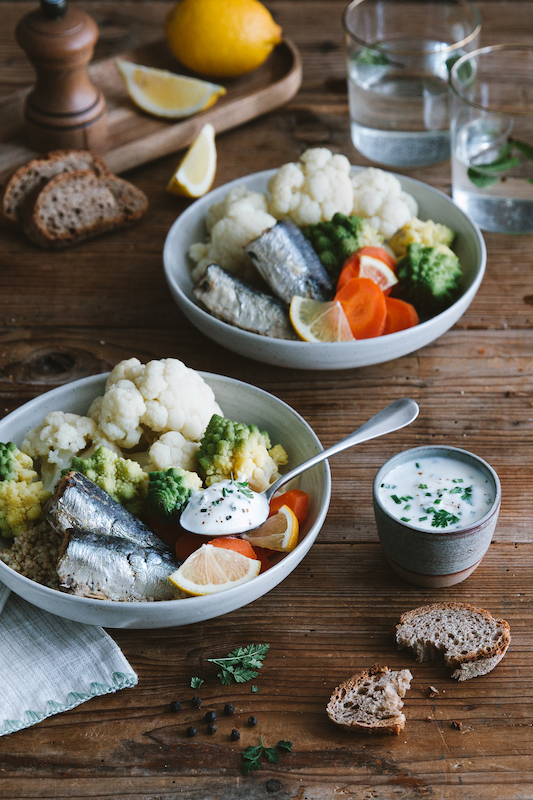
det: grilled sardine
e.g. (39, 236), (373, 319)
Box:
(244, 221), (334, 305)
(193, 263), (297, 340)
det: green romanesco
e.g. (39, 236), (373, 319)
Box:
(147, 467), (203, 523)
(196, 414), (288, 492)
(0, 442), (51, 537)
(301, 213), (383, 281)
(396, 243), (462, 315)
(69, 445), (148, 516)
(389, 217), (455, 259)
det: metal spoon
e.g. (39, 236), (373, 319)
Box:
(180, 398), (419, 536)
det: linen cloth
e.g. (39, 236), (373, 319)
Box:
(0, 581), (138, 736)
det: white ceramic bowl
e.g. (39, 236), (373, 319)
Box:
(0, 373), (330, 628)
(163, 169), (486, 370)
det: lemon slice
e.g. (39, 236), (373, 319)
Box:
(168, 543), (260, 595)
(116, 59), (226, 119)
(358, 255), (398, 292)
(289, 297), (356, 343)
(166, 123), (217, 198)
(242, 505), (299, 552)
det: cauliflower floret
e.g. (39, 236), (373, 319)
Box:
(189, 185), (276, 282)
(351, 167), (418, 239)
(88, 358), (223, 451)
(20, 411), (110, 492)
(146, 431), (200, 473)
(268, 148), (354, 226)
(388, 217), (456, 259)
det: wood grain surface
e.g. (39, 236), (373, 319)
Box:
(1, 2), (533, 799)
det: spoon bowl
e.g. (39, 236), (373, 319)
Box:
(180, 398), (420, 536)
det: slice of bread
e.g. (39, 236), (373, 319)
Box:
(393, 602), (511, 681)
(326, 664), (413, 735)
(2, 149), (110, 225)
(22, 169), (148, 248)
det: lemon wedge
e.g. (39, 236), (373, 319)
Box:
(358, 255), (398, 292)
(166, 123), (217, 198)
(168, 543), (260, 596)
(289, 297), (356, 343)
(242, 505), (299, 552)
(116, 59), (226, 119)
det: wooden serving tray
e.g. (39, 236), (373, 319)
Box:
(0, 37), (302, 183)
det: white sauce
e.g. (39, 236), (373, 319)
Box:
(180, 479), (270, 535)
(377, 455), (494, 531)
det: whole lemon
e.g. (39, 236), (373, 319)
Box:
(165, 0), (283, 78)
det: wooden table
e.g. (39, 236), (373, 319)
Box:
(1, 3), (532, 798)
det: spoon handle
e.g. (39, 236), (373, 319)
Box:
(264, 397), (419, 502)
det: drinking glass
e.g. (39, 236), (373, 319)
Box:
(343, 0), (481, 167)
(449, 45), (533, 233)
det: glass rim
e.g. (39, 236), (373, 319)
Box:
(449, 43), (533, 116)
(343, 0), (482, 55)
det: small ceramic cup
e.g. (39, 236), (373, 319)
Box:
(373, 445), (501, 588)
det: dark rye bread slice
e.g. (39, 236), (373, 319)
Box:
(326, 664), (413, 735)
(2, 149), (110, 226)
(393, 602), (511, 681)
(23, 169), (148, 248)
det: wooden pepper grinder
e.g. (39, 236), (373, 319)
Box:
(16, 0), (107, 152)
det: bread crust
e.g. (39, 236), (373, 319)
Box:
(2, 150), (110, 226)
(393, 602), (511, 681)
(326, 664), (413, 735)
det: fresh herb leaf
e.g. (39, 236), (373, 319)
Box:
(190, 676), (204, 689)
(354, 47), (390, 66)
(450, 486), (462, 494)
(277, 740), (293, 752)
(240, 737), (293, 775)
(391, 494), (402, 504)
(419, 483), (428, 489)
(512, 139), (533, 160)
(431, 509), (460, 528)
(467, 167), (498, 188)
(403, 504), (411, 511)
(415, 462), (420, 469)
(461, 486), (473, 504)
(207, 643), (270, 685)
(419, 516), (428, 521)
(251, 685), (260, 693)
(263, 746), (280, 764)
(401, 517), (411, 522)
(476, 156), (521, 173)
(452, 479), (464, 483)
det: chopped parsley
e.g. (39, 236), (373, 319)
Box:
(431, 509), (460, 528)
(391, 495), (402, 504)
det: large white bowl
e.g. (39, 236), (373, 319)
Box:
(163, 169), (486, 370)
(0, 373), (330, 628)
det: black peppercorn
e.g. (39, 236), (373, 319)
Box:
(169, 700), (181, 713)
(224, 703), (235, 715)
(230, 728), (240, 741)
(204, 710), (216, 723)
(191, 696), (202, 707)
(207, 723), (217, 735)
(248, 715), (258, 726)
(186, 726), (197, 737)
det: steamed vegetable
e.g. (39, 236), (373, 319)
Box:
(69, 445), (148, 515)
(147, 467), (202, 523)
(0, 443), (51, 538)
(302, 213), (383, 281)
(395, 243), (462, 314)
(389, 217), (456, 259)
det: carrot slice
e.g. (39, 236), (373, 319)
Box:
(337, 247), (397, 292)
(383, 297), (419, 335)
(334, 277), (387, 339)
(269, 489), (309, 523)
(207, 535), (258, 560)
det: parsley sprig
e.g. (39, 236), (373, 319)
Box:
(241, 737), (292, 775)
(206, 643), (270, 685)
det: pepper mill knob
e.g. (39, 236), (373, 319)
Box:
(16, 0), (107, 151)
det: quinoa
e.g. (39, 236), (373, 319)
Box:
(0, 520), (63, 589)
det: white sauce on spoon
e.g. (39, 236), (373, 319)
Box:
(180, 479), (270, 535)
(377, 455), (494, 531)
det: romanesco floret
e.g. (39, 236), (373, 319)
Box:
(302, 213), (383, 280)
(396, 243), (462, 315)
(196, 414), (288, 492)
(147, 467), (203, 523)
(388, 217), (456, 259)
(69, 445), (148, 516)
(0, 443), (51, 538)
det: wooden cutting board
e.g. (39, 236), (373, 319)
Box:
(0, 37), (302, 183)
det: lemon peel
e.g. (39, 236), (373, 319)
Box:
(242, 505), (299, 552)
(116, 59), (226, 119)
(289, 297), (356, 343)
(166, 123), (217, 198)
(169, 543), (261, 595)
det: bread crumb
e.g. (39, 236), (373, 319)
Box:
(452, 720), (463, 730)
(428, 685), (439, 697)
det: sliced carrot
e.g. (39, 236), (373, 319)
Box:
(175, 531), (205, 562)
(337, 247), (397, 292)
(383, 297), (419, 335)
(207, 535), (258, 560)
(269, 489), (309, 523)
(334, 277), (387, 339)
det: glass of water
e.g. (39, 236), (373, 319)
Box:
(343, 0), (481, 167)
(450, 45), (533, 233)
